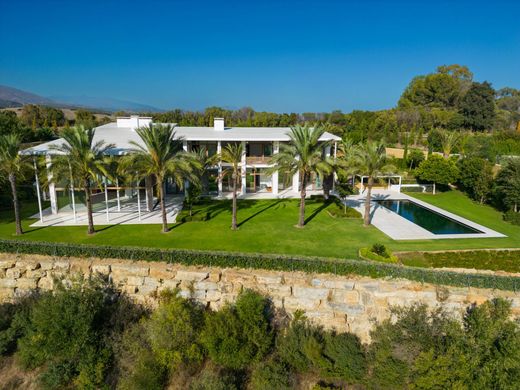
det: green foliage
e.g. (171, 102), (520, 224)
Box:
(504, 210), (520, 225)
(189, 365), (238, 390)
(14, 278), (120, 388)
(74, 108), (97, 128)
(1, 239), (520, 291)
(406, 149), (425, 169)
(457, 157), (494, 203)
(459, 81), (496, 131)
(371, 243), (389, 258)
(495, 158), (520, 212)
(416, 155), (459, 190)
(249, 356), (293, 390)
(148, 290), (205, 369)
(0, 294), (38, 356)
(360, 247), (398, 264)
(200, 289), (273, 369)
(326, 203), (362, 219)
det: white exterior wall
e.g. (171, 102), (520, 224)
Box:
(45, 155), (58, 215)
(116, 116), (152, 130)
(217, 141), (223, 196)
(241, 141), (247, 195)
(272, 141), (279, 195)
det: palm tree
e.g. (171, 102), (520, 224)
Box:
(121, 124), (199, 233)
(269, 124), (332, 228)
(351, 141), (395, 226)
(439, 129), (460, 158)
(0, 134), (31, 235)
(50, 126), (114, 235)
(220, 143), (243, 230)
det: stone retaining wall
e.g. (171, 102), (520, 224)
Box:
(1, 253), (519, 342)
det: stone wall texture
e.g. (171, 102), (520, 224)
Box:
(1, 253), (519, 342)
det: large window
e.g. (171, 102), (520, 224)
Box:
(246, 168), (272, 193)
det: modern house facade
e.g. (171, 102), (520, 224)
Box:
(23, 116), (341, 217)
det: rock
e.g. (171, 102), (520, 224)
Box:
(111, 263), (149, 277)
(0, 260), (15, 269)
(39, 260), (54, 270)
(194, 281), (218, 291)
(26, 269), (46, 279)
(53, 260), (70, 270)
(292, 286), (329, 300)
(126, 276), (145, 286)
(0, 279), (17, 288)
(149, 264), (176, 280)
(284, 296), (320, 311)
(256, 274), (283, 285)
(175, 270), (209, 282)
(17, 278), (38, 289)
(92, 264), (111, 275)
(38, 277), (54, 290)
(5, 268), (21, 279)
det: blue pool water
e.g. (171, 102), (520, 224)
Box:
(376, 199), (483, 235)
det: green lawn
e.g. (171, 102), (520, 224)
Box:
(0, 191), (519, 261)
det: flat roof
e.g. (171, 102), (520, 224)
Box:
(22, 122), (341, 155)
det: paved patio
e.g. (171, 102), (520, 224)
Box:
(30, 196), (184, 227)
(346, 190), (506, 240)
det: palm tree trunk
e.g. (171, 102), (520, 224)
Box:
(231, 171), (237, 230)
(363, 176), (373, 226)
(159, 178), (168, 233)
(298, 172), (306, 228)
(84, 180), (95, 235)
(9, 173), (22, 235)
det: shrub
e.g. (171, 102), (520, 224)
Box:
(371, 243), (389, 258)
(200, 289), (274, 369)
(326, 203), (362, 219)
(147, 290), (205, 369)
(15, 277), (129, 389)
(504, 210), (520, 226)
(277, 311), (325, 372)
(189, 365), (238, 390)
(360, 247), (398, 264)
(249, 356), (293, 390)
(0, 294), (38, 356)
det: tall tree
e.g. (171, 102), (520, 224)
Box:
(220, 143), (243, 230)
(459, 81), (496, 131)
(121, 124), (199, 233)
(351, 141), (395, 226)
(50, 126), (114, 235)
(0, 134), (31, 235)
(457, 157), (493, 204)
(269, 124), (332, 228)
(495, 159), (520, 213)
(439, 129), (460, 158)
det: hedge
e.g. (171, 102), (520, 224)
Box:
(0, 239), (519, 291)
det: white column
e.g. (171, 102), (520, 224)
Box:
(69, 164), (77, 222)
(292, 171), (299, 194)
(116, 178), (121, 211)
(217, 141), (223, 197)
(398, 176), (402, 193)
(241, 141), (246, 195)
(136, 179), (141, 221)
(272, 141), (279, 196)
(183, 140), (189, 195)
(104, 176), (110, 222)
(46, 155), (58, 215)
(33, 158), (43, 223)
(332, 142), (337, 193)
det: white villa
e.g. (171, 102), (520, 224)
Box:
(23, 116), (341, 223)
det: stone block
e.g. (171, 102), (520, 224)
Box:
(149, 264), (175, 280)
(38, 277), (54, 290)
(323, 280), (355, 290)
(206, 290), (222, 302)
(127, 276), (145, 286)
(326, 302), (365, 316)
(330, 289), (359, 304)
(256, 274), (283, 285)
(293, 286), (330, 300)
(39, 260), (54, 270)
(54, 260), (70, 270)
(137, 284), (157, 296)
(70, 260), (92, 275)
(356, 281), (380, 292)
(266, 284), (292, 298)
(161, 279), (180, 289)
(284, 296), (320, 311)
(123, 285), (137, 294)
(208, 271), (222, 282)
(17, 278), (38, 289)
(194, 281), (218, 291)
(0, 260), (15, 269)
(92, 264), (111, 275)
(0, 279), (17, 288)
(0, 288), (15, 299)
(6, 268), (21, 279)
(26, 269), (46, 279)
(111, 263), (149, 277)
(175, 270), (209, 282)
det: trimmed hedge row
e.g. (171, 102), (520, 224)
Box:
(0, 239), (519, 291)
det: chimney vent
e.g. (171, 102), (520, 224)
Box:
(214, 118), (225, 131)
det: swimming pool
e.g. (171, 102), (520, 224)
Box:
(376, 199), (483, 235)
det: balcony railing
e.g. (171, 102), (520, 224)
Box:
(246, 156), (272, 165)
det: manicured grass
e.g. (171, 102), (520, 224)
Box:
(0, 191), (519, 264)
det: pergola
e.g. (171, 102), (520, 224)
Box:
(356, 174), (402, 192)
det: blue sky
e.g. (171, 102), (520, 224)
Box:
(1, 0), (519, 112)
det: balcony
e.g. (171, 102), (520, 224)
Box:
(246, 156), (272, 165)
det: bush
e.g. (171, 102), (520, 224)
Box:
(189, 365), (238, 390)
(15, 278), (117, 388)
(200, 290), (274, 369)
(504, 210), (520, 226)
(0, 294), (38, 356)
(360, 247), (398, 264)
(326, 203), (362, 219)
(371, 243), (389, 258)
(249, 356), (293, 390)
(147, 290), (205, 369)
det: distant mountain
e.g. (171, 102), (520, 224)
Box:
(50, 95), (163, 113)
(0, 85), (55, 107)
(0, 84), (163, 112)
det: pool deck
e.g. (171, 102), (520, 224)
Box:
(346, 190), (506, 240)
